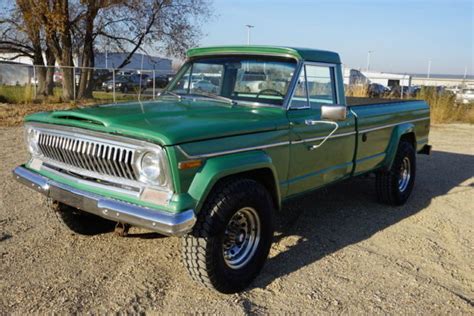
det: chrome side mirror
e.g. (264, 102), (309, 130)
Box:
(321, 105), (347, 121)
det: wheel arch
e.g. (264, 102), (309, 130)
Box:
(383, 123), (416, 170)
(187, 151), (281, 213)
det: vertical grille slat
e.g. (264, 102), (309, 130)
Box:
(60, 137), (72, 166)
(117, 148), (129, 179)
(91, 143), (103, 174)
(123, 150), (135, 179)
(52, 136), (63, 162)
(112, 148), (125, 178)
(35, 130), (140, 181)
(91, 143), (100, 172)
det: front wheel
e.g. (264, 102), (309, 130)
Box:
(182, 178), (274, 294)
(376, 141), (416, 205)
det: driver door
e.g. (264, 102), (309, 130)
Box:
(286, 63), (356, 196)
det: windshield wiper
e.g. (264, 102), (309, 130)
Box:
(192, 92), (236, 105)
(158, 90), (182, 100)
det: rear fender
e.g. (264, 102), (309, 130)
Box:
(383, 123), (415, 170)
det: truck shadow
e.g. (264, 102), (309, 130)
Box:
(254, 150), (474, 289)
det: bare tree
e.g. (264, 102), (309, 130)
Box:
(0, 0), (55, 96)
(0, 0), (212, 101)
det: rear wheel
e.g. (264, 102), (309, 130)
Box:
(182, 178), (274, 294)
(376, 141), (416, 205)
(50, 201), (116, 235)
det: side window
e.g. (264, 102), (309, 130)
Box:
(305, 65), (336, 107)
(289, 67), (308, 108)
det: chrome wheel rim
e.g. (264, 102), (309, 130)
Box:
(398, 157), (411, 192)
(222, 207), (261, 269)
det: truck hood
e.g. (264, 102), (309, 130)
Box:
(25, 99), (289, 145)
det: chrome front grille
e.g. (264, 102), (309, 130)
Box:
(37, 132), (137, 180)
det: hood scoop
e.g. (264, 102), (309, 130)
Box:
(50, 111), (107, 127)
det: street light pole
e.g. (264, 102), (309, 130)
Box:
(245, 24), (254, 45)
(427, 59), (432, 79)
(366, 50), (374, 71)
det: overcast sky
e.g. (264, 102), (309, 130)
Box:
(200, 0), (473, 75)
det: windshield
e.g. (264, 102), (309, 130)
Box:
(166, 56), (297, 106)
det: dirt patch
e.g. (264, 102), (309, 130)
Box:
(0, 124), (473, 313)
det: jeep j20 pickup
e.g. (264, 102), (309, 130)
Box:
(13, 46), (431, 293)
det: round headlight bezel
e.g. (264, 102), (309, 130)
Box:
(136, 149), (170, 188)
(25, 127), (40, 155)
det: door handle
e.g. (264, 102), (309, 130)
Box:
(305, 119), (319, 126)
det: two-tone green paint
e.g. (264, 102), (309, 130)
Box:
(22, 45), (430, 216)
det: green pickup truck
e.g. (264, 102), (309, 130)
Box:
(13, 46), (431, 293)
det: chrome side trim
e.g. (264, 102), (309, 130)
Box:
(12, 166), (195, 236)
(291, 131), (356, 145)
(177, 117), (429, 159)
(358, 117), (430, 134)
(177, 141), (290, 159)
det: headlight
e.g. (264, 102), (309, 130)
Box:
(25, 127), (40, 155)
(116, 83), (122, 87)
(137, 150), (170, 187)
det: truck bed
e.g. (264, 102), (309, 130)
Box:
(347, 97), (419, 107)
(347, 97), (430, 175)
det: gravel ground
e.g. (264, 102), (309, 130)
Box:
(0, 124), (473, 314)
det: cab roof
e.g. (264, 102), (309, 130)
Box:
(186, 45), (341, 64)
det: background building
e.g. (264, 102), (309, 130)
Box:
(343, 68), (411, 88)
(94, 53), (172, 73)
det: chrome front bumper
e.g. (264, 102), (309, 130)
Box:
(12, 166), (196, 236)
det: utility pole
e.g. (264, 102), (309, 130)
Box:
(366, 50), (374, 71)
(427, 59), (432, 79)
(462, 66), (468, 88)
(245, 25), (254, 45)
(105, 50), (108, 69)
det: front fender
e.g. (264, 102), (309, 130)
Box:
(383, 123), (415, 170)
(187, 151), (280, 213)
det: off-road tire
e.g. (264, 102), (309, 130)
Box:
(182, 178), (274, 294)
(50, 201), (116, 235)
(376, 141), (416, 205)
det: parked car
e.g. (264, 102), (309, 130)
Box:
(368, 83), (387, 97)
(102, 74), (147, 93)
(456, 88), (474, 104)
(191, 79), (219, 93)
(145, 74), (171, 88)
(13, 45), (431, 294)
(407, 85), (421, 97)
(93, 69), (112, 89)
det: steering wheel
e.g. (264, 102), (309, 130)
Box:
(256, 89), (284, 98)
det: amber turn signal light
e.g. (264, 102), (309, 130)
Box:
(178, 159), (202, 170)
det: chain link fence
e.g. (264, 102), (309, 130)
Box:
(2, 62), (471, 105)
(0, 63), (174, 104)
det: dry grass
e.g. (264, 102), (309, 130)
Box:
(345, 84), (369, 97)
(0, 85), (154, 126)
(1, 84), (472, 126)
(0, 102), (89, 127)
(0, 85), (36, 104)
(345, 85), (473, 124)
(417, 86), (474, 124)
